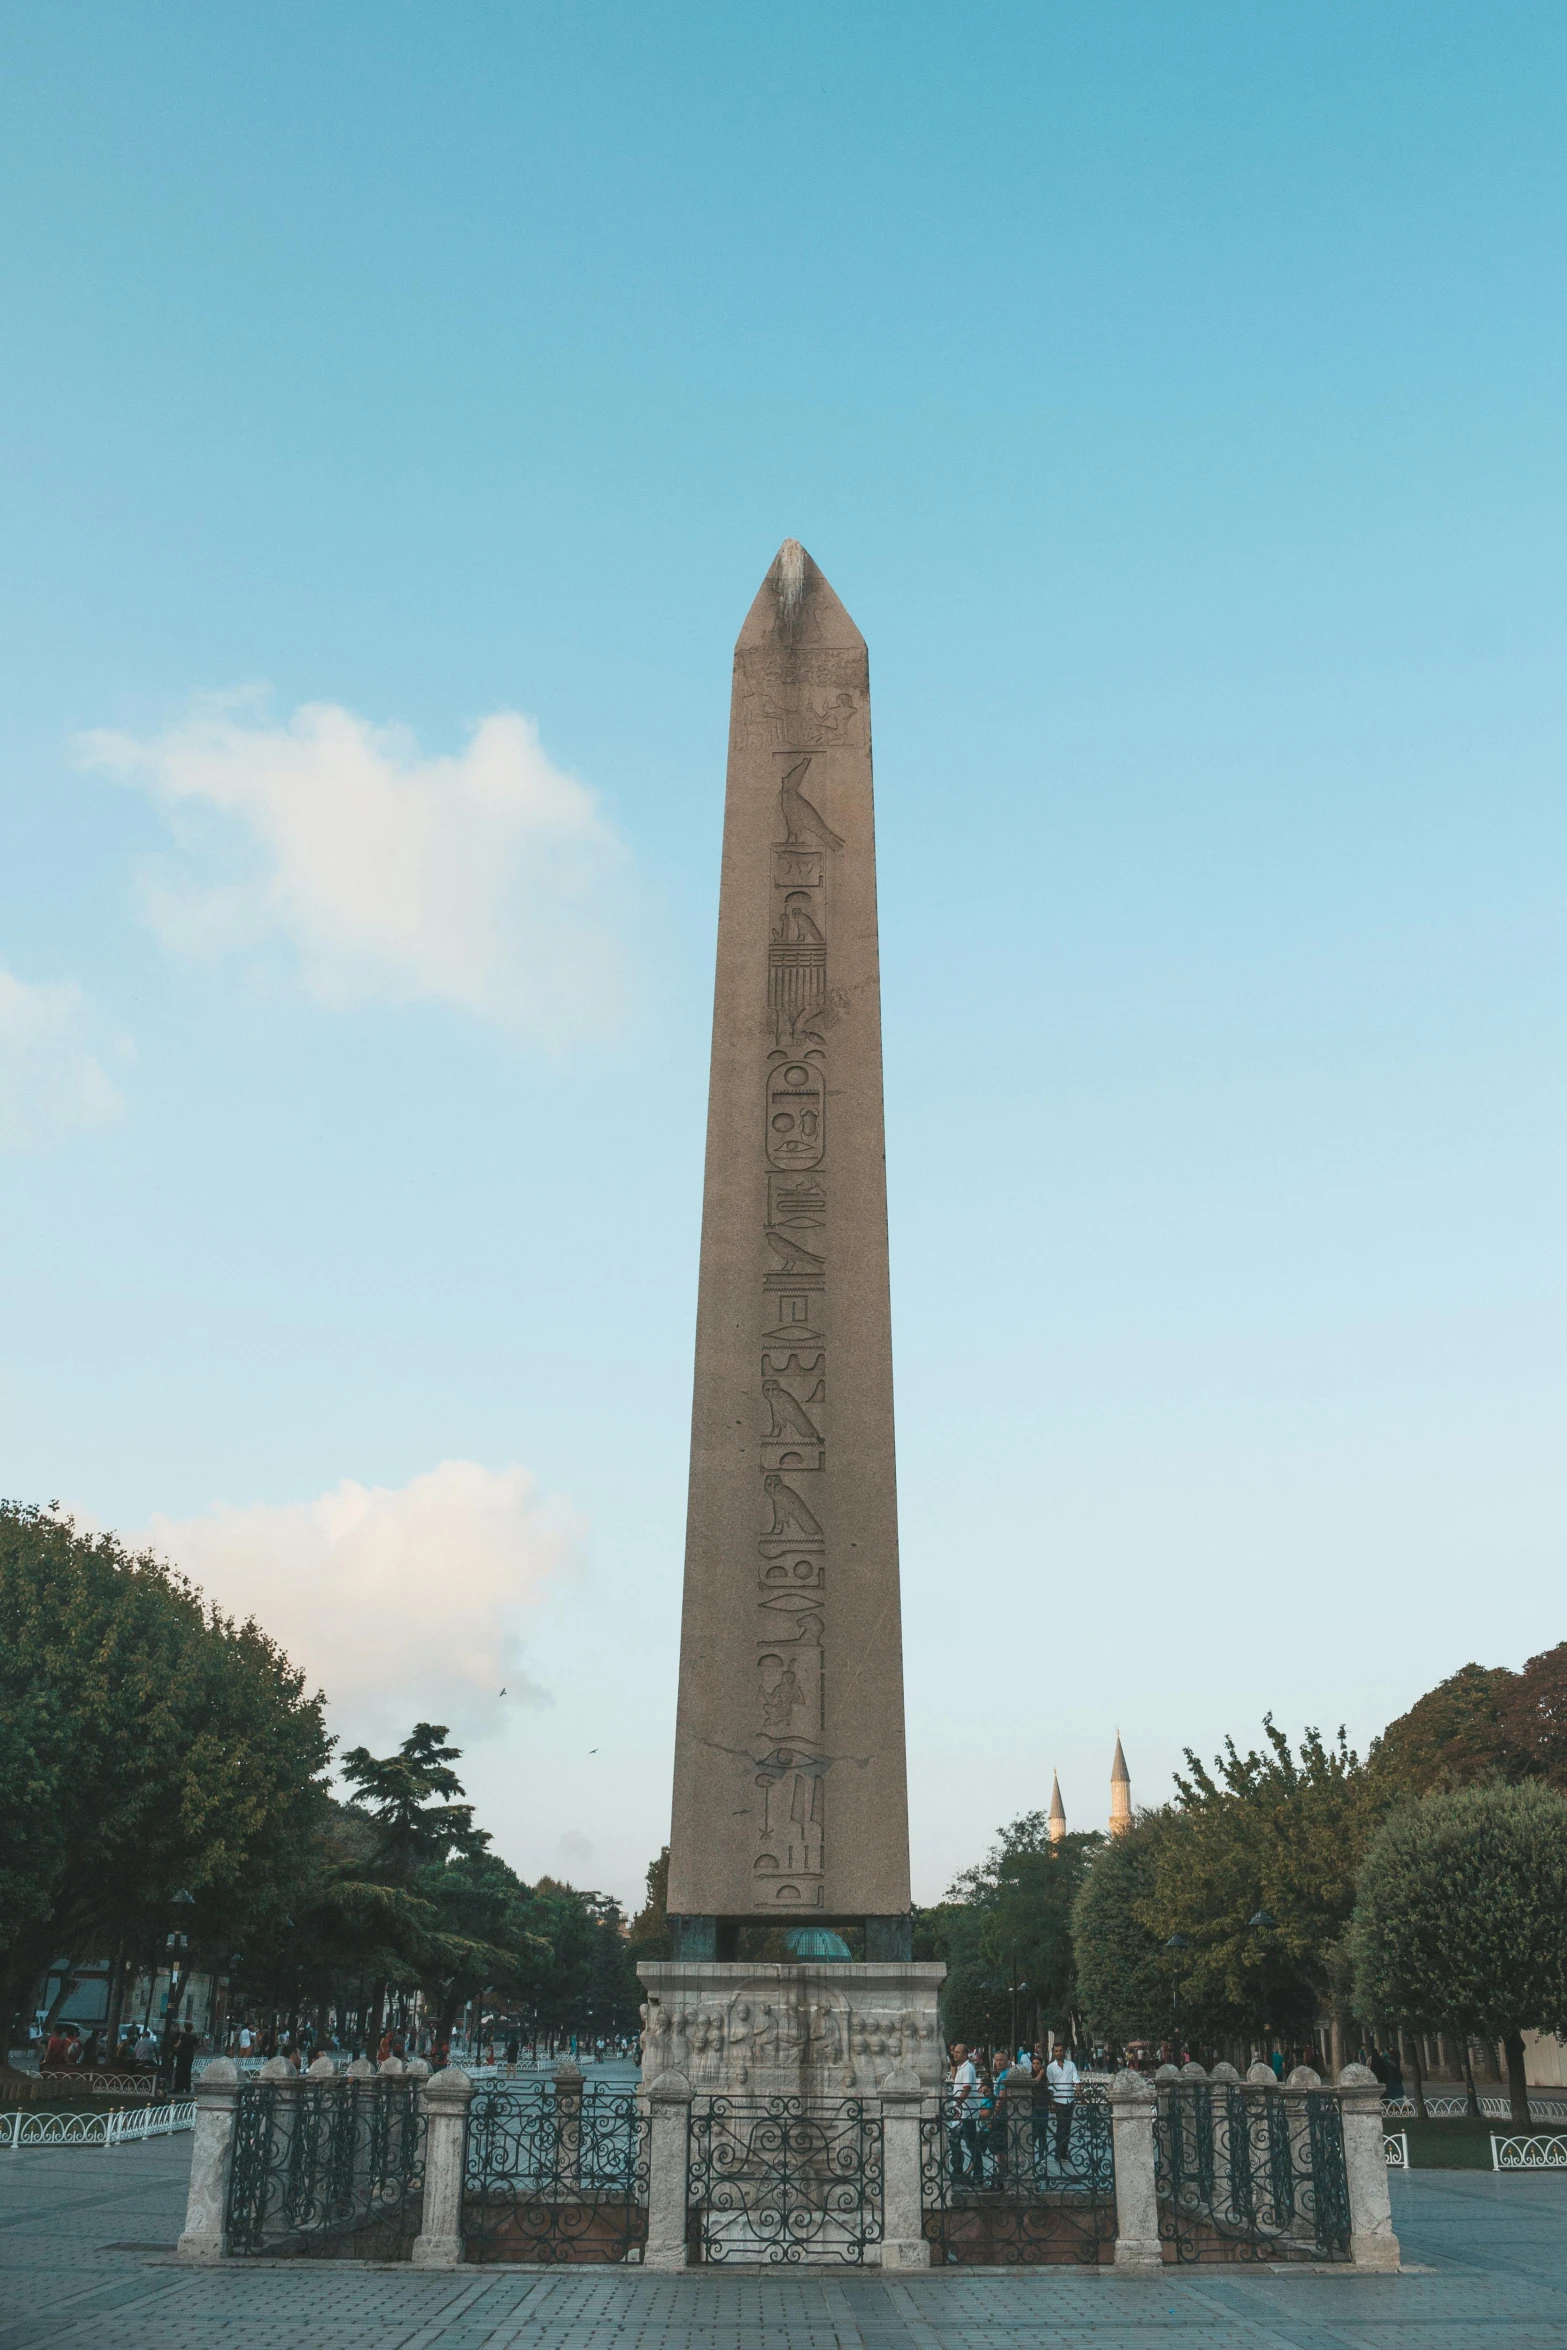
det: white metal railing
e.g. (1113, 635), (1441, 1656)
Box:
(1383, 2131), (1409, 2169)
(16, 2070), (159, 2098)
(1491, 2133), (1567, 2170)
(1383, 2094), (1567, 2121)
(0, 2100), (195, 2149)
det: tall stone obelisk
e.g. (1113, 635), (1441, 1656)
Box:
(666, 540), (912, 1953)
(639, 546), (941, 2117)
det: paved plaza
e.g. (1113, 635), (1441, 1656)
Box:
(2, 2136), (1565, 2348)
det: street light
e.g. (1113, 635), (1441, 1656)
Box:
(1162, 1935), (1189, 2061)
(162, 1890), (198, 2063)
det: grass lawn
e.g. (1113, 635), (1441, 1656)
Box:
(1401, 2117), (1501, 2169)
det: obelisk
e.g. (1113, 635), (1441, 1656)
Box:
(639, 546), (941, 2115)
(666, 540), (912, 1954)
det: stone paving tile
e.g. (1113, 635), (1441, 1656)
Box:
(4, 2145), (1567, 2345)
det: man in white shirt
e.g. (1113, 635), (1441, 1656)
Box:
(948, 2042), (982, 2182)
(1045, 2039), (1079, 2166)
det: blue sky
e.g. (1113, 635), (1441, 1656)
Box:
(4, 2), (1567, 1909)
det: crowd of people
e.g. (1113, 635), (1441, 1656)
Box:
(943, 2037), (1084, 2185)
(37, 2019), (202, 2090)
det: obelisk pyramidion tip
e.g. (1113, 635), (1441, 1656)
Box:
(775, 538), (807, 618)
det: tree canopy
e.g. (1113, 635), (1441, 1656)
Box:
(1351, 1781), (1567, 2127)
(917, 1811), (1099, 2049)
(1071, 1819), (1171, 2045)
(0, 1499), (330, 2054)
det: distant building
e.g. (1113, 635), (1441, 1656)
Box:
(1110, 1735), (1132, 1836)
(1047, 1771), (1066, 1843)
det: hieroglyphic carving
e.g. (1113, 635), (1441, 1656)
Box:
(759, 1473), (822, 1550)
(754, 748), (843, 1909)
(764, 1054), (824, 1170)
(731, 650), (867, 754)
(778, 759), (844, 849)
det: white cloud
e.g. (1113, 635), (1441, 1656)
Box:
(78, 693), (628, 1037)
(142, 1459), (583, 1749)
(0, 965), (126, 1148)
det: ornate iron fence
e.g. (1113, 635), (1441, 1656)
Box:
(687, 2096), (883, 2265)
(919, 2087), (1115, 2265)
(1155, 2081), (1350, 2263)
(462, 2080), (649, 2263)
(226, 2076), (426, 2257)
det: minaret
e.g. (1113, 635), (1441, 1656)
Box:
(1109, 1735), (1132, 1836)
(1047, 1771), (1066, 1844)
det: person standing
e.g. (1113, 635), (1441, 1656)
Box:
(172, 2024), (198, 2094)
(1045, 2038), (1079, 2168)
(948, 2042), (982, 2183)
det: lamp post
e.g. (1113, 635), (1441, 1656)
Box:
(1247, 1909), (1277, 2065)
(1162, 1934), (1189, 2062)
(161, 1890), (197, 2079)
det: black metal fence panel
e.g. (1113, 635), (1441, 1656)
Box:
(919, 2087), (1116, 2265)
(1155, 2083), (1350, 2263)
(462, 2081), (649, 2264)
(226, 2078), (426, 2258)
(688, 2096), (884, 2266)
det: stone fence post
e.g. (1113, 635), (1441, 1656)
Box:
(878, 2066), (929, 2269)
(642, 2069), (691, 2271)
(1108, 2069), (1161, 2271)
(412, 2064), (475, 2268)
(176, 2057), (242, 2261)
(1336, 2062), (1400, 2269)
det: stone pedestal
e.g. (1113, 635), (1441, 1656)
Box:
(1108, 2069), (1161, 2272)
(1337, 2062), (1401, 2269)
(411, 2064), (475, 2269)
(643, 2070), (694, 2271)
(176, 2057), (242, 2261)
(877, 2066), (930, 2269)
(637, 1959), (945, 2098)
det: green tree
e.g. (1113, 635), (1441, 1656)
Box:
(1351, 1781), (1567, 2129)
(340, 1724), (487, 1884)
(1370, 1662), (1528, 1797)
(627, 1848), (671, 1963)
(1073, 1818), (1175, 2047)
(921, 1813), (1099, 2051)
(0, 1501), (329, 2059)
(414, 1847), (548, 2041)
(1151, 1719), (1377, 2062)
(1500, 1644), (1567, 1787)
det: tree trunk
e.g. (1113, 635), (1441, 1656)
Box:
(103, 1944), (128, 2054)
(1328, 2013), (1346, 2079)
(1403, 2029), (1429, 2121)
(42, 1962), (83, 2032)
(1504, 2029), (1533, 2132)
(1461, 2040), (1482, 2119)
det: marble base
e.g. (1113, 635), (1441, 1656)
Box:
(636, 1960), (946, 2098)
